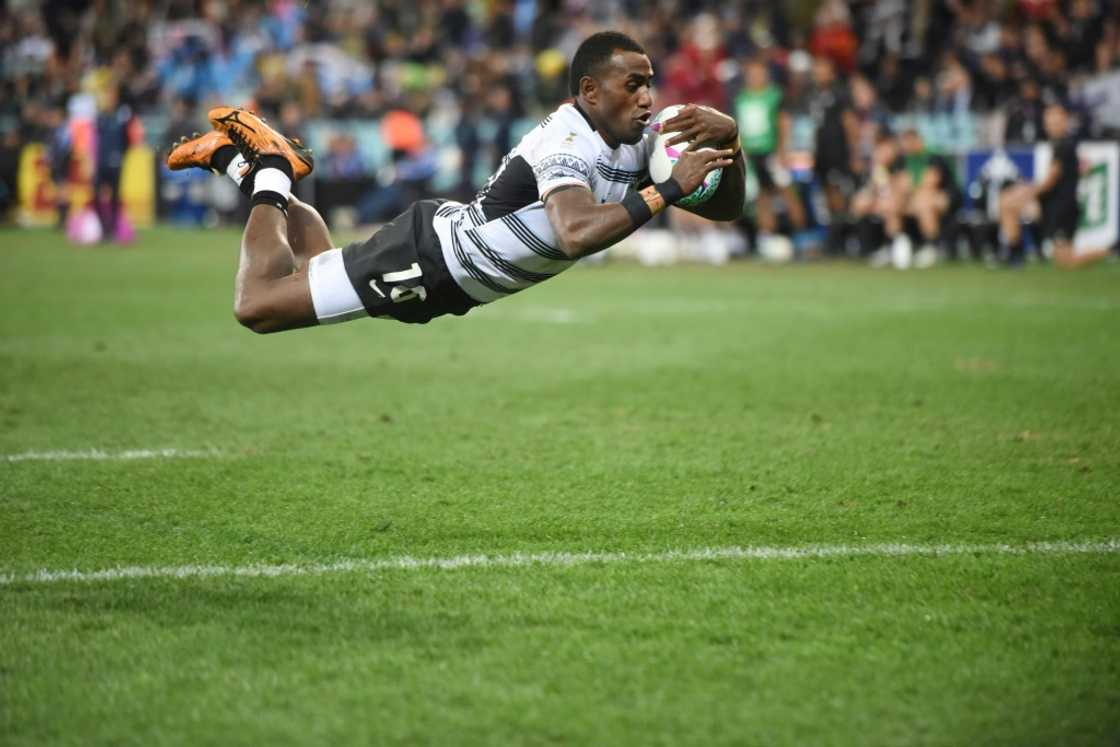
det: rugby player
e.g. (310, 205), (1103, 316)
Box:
(167, 31), (745, 333)
(997, 100), (1081, 267)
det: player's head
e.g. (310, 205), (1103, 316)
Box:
(570, 31), (653, 147)
(901, 128), (924, 155)
(921, 159), (950, 190)
(850, 74), (876, 111)
(1043, 100), (1069, 139)
(811, 56), (835, 87)
(745, 57), (769, 89)
(872, 129), (898, 164)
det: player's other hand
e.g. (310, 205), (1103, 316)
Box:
(669, 146), (735, 195)
(663, 103), (738, 148)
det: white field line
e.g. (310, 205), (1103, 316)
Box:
(2, 539), (1117, 586)
(4, 448), (221, 463)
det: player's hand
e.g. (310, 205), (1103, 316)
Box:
(669, 146), (735, 196)
(663, 104), (738, 148)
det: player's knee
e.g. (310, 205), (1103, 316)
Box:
(233, 299), (279, 334)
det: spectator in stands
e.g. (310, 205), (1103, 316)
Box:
(875, 52), (912, 113)
(910, 76), (937, 115)
(163, 97), (200, 148)
(660, 13), (729, 109)
(934, 52), (973, 116)
(1005, 76), (1046, 144)
(734, 57), (805, 255)
(486, 82), (519, 173)
(0, 128), (22, 219)
(1093, 19), (1119, 74)
(974, 52), (1013, 111)
(454, 87), (484, 202)
(809, 0), (858, 73)
(1060, 0), (1105, 72)
(322, 133), (366, 180)
(998, 100), (1082, 266)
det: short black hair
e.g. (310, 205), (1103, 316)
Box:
(569, 31), (646, 97)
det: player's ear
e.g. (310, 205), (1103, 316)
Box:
(580, 76), (598, 106)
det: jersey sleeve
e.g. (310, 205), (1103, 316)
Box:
(527, 120), (600, 200)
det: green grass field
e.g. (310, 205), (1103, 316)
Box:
(2, 227), (1119, 746)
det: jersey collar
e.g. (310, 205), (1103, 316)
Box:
(571, 100), (597, 132)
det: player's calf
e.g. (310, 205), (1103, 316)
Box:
(232, 220), (318, 334)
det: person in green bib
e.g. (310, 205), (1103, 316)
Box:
(900, 129), (961, 267)
(734, 57), (806, 257)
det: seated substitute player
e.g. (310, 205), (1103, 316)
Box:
(167, 31), (745, 333)
(733, 56), (806, 253)
(997, 100), (1081, 267)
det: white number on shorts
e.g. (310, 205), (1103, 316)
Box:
(381, 262), (427, 304)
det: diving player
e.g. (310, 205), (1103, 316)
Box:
(168, 31), (745, 333)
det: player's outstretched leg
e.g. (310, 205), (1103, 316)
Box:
(233, 200), (318, 333)
(206, 107), (320, 333)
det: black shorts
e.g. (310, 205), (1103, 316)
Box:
(1040, 196), (1079, 242)
(341, 199), (479, 324)
(749, 153), (775, 190)
(813, 152), (855, 194)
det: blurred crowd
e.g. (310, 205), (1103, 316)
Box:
(2, 0), (1120, 261)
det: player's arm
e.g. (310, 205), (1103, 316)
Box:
(778, 110), (793, 160)
(842, 109), (863, 174)
(544, 146), (734, 259)
(1034, 157), (1062, 198)
(661, 104), (747, 221)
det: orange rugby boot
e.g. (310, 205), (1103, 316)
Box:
(166, 130), (238, 172)
(207, 106), (314, 180)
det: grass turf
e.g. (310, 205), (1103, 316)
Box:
(1, 227), (1119, 745)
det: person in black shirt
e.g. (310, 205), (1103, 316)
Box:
(998, 101), (1081, 265)
(95, 85), (132, 242)
(808, 57), (860, 255)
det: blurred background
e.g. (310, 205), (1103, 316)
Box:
(2, 0), (1118, 266)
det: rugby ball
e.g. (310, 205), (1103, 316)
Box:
(648, 105), (723, 207)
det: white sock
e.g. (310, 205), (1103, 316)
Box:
(225, 152), (250, 186)
(253, 168), (292, 200)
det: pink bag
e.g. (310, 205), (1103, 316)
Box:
(113, 211), (136, 244)
(66, 206), (103, 246)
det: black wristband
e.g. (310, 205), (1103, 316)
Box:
(621, 190), (653, 226)
(251, 190), (289, 215)
(654, 177), (685, 205)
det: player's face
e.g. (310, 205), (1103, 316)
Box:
(589, 51), (654, 146)
(746, 61), (768, 89)
(1044, 105), (1068, 139)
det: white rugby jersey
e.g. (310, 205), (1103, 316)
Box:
(432, 102), (655, 303)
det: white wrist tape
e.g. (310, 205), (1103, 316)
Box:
(253, 168), (292, 199)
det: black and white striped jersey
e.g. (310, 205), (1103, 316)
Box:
(432, 102), (655, 304)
